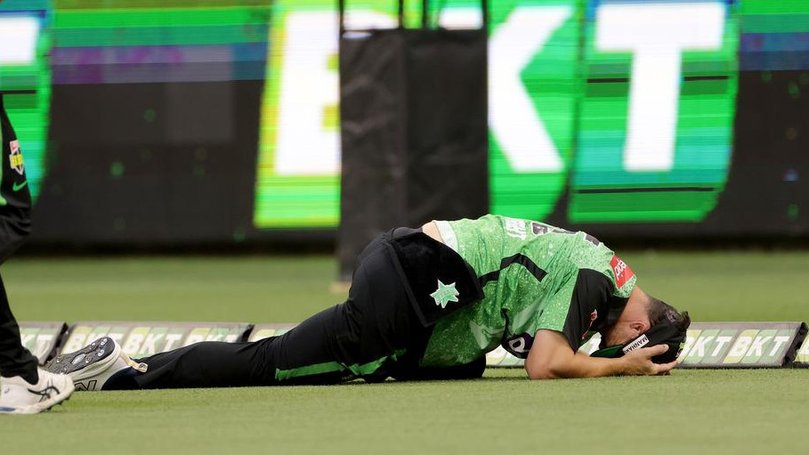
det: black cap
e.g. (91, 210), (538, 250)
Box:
(592, 311), (690, 364)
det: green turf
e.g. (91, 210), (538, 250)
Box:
(1, 255), (340, 322)
(1, 251), (808, 453)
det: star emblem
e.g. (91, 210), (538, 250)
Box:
(430, 279), (459, 309)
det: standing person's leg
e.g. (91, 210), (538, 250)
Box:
(0, 94), (74, 414)
(0, 275), (38, 383)
(0, 95), (37, 384)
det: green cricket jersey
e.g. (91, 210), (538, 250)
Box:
(420, 215), (636, 367)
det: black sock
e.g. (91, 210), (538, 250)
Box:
(22, 369), (39, 385)
(102, 367), (141, 390)
(2, 369), (39, 385)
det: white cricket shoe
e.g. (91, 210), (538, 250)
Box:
(0, 369), (75, 415)
(45, 337), (147, 391)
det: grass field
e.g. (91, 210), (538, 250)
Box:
(1, 251), (808, 454)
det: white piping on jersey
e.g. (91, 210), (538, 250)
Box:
(434, 220), (459, 252)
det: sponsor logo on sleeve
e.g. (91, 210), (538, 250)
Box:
(610, 255), (634, 288)
(9, 140), (24, 175)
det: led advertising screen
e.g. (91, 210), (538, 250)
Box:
(0, 0), (807, 243)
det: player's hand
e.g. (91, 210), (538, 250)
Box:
(622, 344), (677, 376)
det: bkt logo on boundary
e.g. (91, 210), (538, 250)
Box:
(63, 323), (251, 358)
(680, 328), (795, 366)
(797, 337), (809, 364)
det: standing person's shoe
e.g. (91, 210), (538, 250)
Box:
(45, 337), (147, 391)
(0, 369), (74, 415)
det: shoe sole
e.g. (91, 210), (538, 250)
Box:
(46, 337), (118, 379)
(46, 337), (147, 391)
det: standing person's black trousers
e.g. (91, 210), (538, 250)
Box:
(109, 228), (486, 389)
(0, 94), (36, 384)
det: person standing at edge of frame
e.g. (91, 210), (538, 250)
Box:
(0, 91), (74, 414)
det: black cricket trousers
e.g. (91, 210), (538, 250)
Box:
(125, 230), (430, 388)
(0, 94), (36, 384)
(116, 229), (485, 389)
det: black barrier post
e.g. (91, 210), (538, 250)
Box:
(422, 0), (429, 28)
(337, 0), (489, 280)
(338, 0), (345, 34)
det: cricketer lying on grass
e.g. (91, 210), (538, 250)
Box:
(46, 215), (690, 390)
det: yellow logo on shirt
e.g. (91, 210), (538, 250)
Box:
(9, 140), (24, 175)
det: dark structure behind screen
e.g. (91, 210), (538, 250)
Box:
(337, 28), (489, 278)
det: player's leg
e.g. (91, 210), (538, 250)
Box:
(0, 95), (32, 263)
(47, 232), (428, 389)
(0, 94), (36, 383)
(130, 301), (366, 388)
(0, 278), (75, 413)
(131, 244), (425, 387)
(124, 304), (354, 388)
(48, 251), (416, 390)
(0, 95), (74, 414)
(128, 230), (433, 387)
(0, 275), (38, 384)
(127, 231), (428, 388)
(47, 303), (354, 390)
(48, 335), (266, 390)
(0, 94), (39, 383)
(49, 299), (385, 389)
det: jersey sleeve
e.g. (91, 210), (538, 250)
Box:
(535, 269), (614, 350)
(608, 253), (636, 299)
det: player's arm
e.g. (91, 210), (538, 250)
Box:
(524, 329), (676, 379)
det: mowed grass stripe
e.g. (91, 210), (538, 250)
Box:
(6, 251), (809, 322)
(0, 252), (807, 453)
(1, 370), (806, 454)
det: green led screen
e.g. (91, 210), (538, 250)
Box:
(253, 0), (741, 228)
(254, 0), (582, 228)
(0, 0), (52, 201)
(254, 0), (433, 228)
(3, 0), (808, 241)
(486, 0), (581, 221)
(1, 0), (273, 201)
(571, 0), (739, 222)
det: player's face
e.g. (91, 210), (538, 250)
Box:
(601, 320), (645, 347)
(600, 287), (652, 347)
